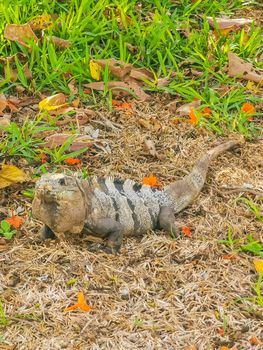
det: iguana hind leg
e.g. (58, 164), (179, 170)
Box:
(158, 206), (179, 237)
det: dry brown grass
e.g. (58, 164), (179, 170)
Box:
(1, 100), (263, 350)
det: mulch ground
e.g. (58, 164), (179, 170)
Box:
(0, 99), (263, 350)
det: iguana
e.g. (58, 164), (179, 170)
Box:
(32, 140), (240, 253)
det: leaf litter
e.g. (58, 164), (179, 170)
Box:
(1, 101), (263, 349)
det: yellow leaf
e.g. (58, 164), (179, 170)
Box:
(90, 60), (101, 81)
(246, 81), (259, 94)
(39, 93), (67, 111)
(0, 164), (29, 189)
(219, 28), (232, 37)
(254, 259), (263, 273)
(30, 14), (54, 30)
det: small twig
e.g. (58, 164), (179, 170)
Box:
(220, 186), (263, 196)
(94, 113), (123, 130)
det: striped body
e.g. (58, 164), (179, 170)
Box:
(85, 177), (173, 236)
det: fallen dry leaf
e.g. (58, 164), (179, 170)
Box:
(0, 164), (29, 189)
(55, 108), (95, 126)
(207, 16), (253, 30)
(157, 77), (171, 87)
(144, 138), (158, 158)
(0, 116), (11, 127)
(176, 100), (201, 116)
(68, 79), (78, 95)
(228, 52), (263, 83)
(84, 81), (150, 101)
(138, 118), (151, 129)
(4, 23), (38, 48)
(103, 7), (132, 29)
(72, 96), (80, 107)
(39, 93), (68, 113)
(6, 97), (20, 113)
(126, 43), (138, 54)
(0, 94), (8, 115)
(90, 60), (102, 81)
(130, 67), (154, 82)
(47, 36), (71, 49)
(45, 133), (92, 152)
(1, 53), (32, 82)
(167, 100), (177, 113)
(138, 117), (162, 131)
(0, 237), (7, 246)
(94, 59), (132, 80)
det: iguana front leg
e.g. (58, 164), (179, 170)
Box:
(84, 218), (123, 254)
(39, 224), (57, 240)
(158, 206), (179, 237)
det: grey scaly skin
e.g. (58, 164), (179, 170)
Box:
(32, 140), (240, 253)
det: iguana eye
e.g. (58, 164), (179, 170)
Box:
(59, 178), (66, 186)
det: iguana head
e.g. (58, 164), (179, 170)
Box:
(32, 173), (86, 236)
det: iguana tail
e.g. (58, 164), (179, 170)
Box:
(165, 140), (240, 213)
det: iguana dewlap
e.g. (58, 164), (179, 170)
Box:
(32, 140), (240, 253)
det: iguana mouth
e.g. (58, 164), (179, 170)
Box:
(36, 187), (60, 203)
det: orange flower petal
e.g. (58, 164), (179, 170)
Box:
(222, 254), (236, 260)
(77, 291), (86, 304)
(64, 292), (92, 312)
(64, 158), (81, 165)
(112, 99), (122, 107)
(249, 336), (261, 345)
(79, 303), (92, 312)
(241, 102), (256, 114)
(202, 107), (212, 117)
(189, 107), (198, 124)
(120, 102), (132, 109)
(64, 304), (79, 312)
(181, 226), (191, 237)
(6, 215), (23, 229)
(217, 327), (225, 336)
(142, 176), (161, 188)
(77, 292), (92, 312)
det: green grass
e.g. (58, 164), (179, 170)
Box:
(0, 0), (262, 161)
(219, 224), (263, 258)
(0, 301), (8, 328)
